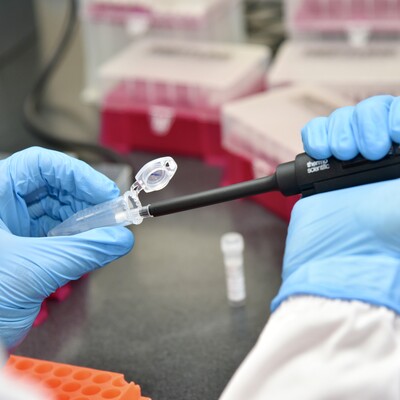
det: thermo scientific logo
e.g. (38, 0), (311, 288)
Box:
(307, 159), (330, 174)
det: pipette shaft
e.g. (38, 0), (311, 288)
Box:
(146, 174), (278, 217)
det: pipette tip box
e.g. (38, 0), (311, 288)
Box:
(222, 85), (350, 220)
(5, 355), (150, 400)
(285, 0), (400, 38)
(269, 39), (400, 102)
(81, 0), (246, 103)
(99, 38), (269, 165)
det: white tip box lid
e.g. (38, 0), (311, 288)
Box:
(151, 0), (231, 18)
(269, 39), (400, 87)
(99, 38), (269, 92)
(222, 85), (351, 163)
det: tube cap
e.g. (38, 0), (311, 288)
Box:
(134, 156), (177, 193)
(220, 232), (244, 255)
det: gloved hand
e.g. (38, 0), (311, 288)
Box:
(272, 95), (400, 313)
(0, 147), (134, 349)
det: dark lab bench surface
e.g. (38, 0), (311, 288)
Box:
(14, 154), (288, 400)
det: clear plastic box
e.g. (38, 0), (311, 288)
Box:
(285, 0), (400, 39)
(99, 38), (269, 165)
(221, 85), (350, 220)
(269, 39), (400, 102)
(81, 0), (246, 103)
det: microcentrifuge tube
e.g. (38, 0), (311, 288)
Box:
(48, 156), (177, 237)
(220, 232), (246, 307)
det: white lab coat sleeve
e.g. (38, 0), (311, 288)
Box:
(0, 343), (50, 400)
(219, 296), (400, 400)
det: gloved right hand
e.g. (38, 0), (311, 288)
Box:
(272, 95), (400, 314)
(0, 147), (134, 349)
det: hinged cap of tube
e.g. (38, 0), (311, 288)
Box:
(133, 156), (177, 194)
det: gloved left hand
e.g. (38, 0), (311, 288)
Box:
(0, 147), (134, 349)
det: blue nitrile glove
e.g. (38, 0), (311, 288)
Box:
(271, 95), (400, 312)
(0, 147), (134, 349)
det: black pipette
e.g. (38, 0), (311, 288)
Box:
(141, 145), (400, 219)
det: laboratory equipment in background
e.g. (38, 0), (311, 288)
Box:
(270, 0), (400, 102)
(0, 0), (40, 153)
(246, 0), (285, 53)
(80, 0), (246, 103)
(221, 85), (349, 220)
(220, 232), (246, 307)
(99, 38), (269, 165)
